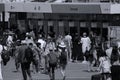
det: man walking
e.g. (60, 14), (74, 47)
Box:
(16, 41), (33, 80)
(47, 48), (58, 80)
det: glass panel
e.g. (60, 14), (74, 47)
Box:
(38, 20), (43, 26)
(48, 21), (53, 26)
(91, 22), (97, 28)
(69, 21), (74, 27)
(80, 22), (86, 27)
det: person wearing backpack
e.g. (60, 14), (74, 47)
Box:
(47, 47), (58, 80)
(59, 42), (67, 80)
(43, 37), (56, 74)
(29, 43), (40, 73)
(16, 41), (33, 80)
(1, 46), (10, 66)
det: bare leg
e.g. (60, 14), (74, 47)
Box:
(60, 65), (66, 80)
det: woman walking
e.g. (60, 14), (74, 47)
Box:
(59, 42), (67, 80)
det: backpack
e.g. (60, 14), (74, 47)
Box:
(48, 52), (58, 64)
(60, 50), (67, 61)
(1, 47), (10, 65)
(24, 47), (33, 63)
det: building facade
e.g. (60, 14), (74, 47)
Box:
(0, 2), (120, 43)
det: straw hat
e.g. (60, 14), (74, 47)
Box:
(59, 41), (66, 48)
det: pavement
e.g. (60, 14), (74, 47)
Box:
(2, 58), (99, 80)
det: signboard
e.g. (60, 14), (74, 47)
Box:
(52, 3), (110, 14)
(3, 2), (111, 14)
(24, 3), (52, 13)
(5, 2), (52, 13)
(100, 3), (110, 14)
(5, 3), (24, 12)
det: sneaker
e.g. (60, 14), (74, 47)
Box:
(82, 61), (88, 64)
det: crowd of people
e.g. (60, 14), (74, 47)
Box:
(0, 29), (120, 80)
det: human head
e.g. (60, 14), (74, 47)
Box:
(75, 33), (78, 36)
(39, 34), (42, 38)
(36, 42), (41, 48)
(47, 36), (52, 42)
(83, 32), (87, 37)
(29, 43), (33, 48)
(49, 47), (53, 52)
(99, 50), (107, 57)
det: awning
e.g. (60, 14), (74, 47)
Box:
(4, 2), (110, 14)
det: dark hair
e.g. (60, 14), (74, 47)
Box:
(112, 46), (118, 55)
(100, 51), (107, 57)
(36, 42), (41, 47)
(29, 43), (33, 46)
(61, 47), (66, 52)
(27, 36), (31, 39)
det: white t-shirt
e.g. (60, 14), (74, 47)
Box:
(81, 37), (91, 47)
(64, 35), (72, 46)
(106, 47), (113, 59)
(6, 35), (13, 46)
(38, 39), (46, 49)
(81, 37), (91, 53)
(99, 57), (111, 73)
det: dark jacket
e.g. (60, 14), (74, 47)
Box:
(16, 45), (28, 63)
